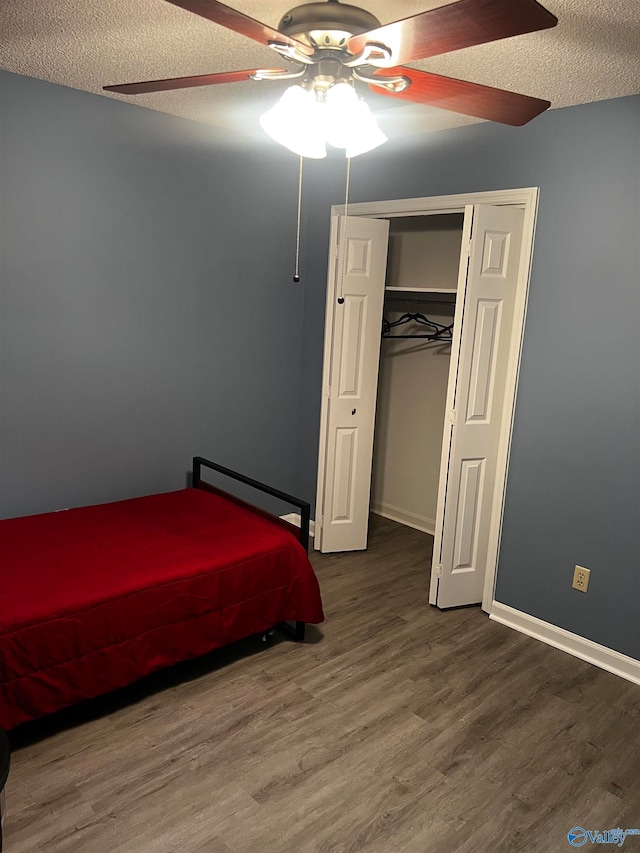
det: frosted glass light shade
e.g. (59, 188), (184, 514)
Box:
(325, 83), (387, 156)
(324, 83), (359, 148)
(260, 82), (387, 159)
(344, 102), (388, 157)
(260, 86), (327, 159)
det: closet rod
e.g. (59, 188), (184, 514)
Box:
(382, 334), (453, 340)
(385, 296), (457, 306)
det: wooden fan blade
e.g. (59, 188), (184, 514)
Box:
(104, 68), (284, 94)
(348, 0), (557, 66)
(165, 0), (313, 56)
(373, 66), (550, 125)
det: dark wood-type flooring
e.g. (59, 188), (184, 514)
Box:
(4, 516), (640, 852)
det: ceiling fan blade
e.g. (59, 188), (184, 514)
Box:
(348, 0), (557, 66)
(104, 68), (284, 94)
(373, 66), (550, 125)
(165, 0), (313, 56)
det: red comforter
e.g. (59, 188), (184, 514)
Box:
(0, 488), (323, 729)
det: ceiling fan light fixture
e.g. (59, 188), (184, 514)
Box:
(105, 0), (558, 138)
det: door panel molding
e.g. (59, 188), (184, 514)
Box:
(452, 457), (485, 572)
(481, 230), (511, 277)
(331, 428), (358, 522)
(338, 296), (366, 397)
(465, 298), (502, 424)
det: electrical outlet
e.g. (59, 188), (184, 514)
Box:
(572, 565), (590, 593)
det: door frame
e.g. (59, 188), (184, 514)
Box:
(315, 187), (539, 613)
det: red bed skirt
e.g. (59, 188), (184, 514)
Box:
(0, 488), (323, 729)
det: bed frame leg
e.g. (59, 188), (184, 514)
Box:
(276, 620), (306, 642)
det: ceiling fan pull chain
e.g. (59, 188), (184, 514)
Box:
(337, 156), (351, 305)
(293, 155), (304, 283)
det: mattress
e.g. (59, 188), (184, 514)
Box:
(0, 488), (323, 729)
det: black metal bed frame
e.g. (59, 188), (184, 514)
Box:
(192, 456), (310, 643)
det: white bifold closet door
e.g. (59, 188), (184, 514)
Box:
(315, 216), (390, 553)
(430, 203), (525, 607)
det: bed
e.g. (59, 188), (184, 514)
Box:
(0, 457), (324, 730)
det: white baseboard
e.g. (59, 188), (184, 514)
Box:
(371, 502), (436, 537)
(280, 513), (315, 538)
(490, 601), (640, 686)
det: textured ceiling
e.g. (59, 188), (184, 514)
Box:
(1, 0), (639, 143)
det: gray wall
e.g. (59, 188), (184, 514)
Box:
(2, 68), (638, 662)
(296, 96), (640, 660)
(0, 70), (305, 517)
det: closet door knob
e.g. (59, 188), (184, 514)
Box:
(352, 408), (357, 415)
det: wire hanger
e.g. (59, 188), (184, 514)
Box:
(382, 311), (454, 341)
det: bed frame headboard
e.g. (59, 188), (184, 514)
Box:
(192, 456), (311, 553)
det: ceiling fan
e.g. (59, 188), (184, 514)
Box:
(105, 0), (558, 156)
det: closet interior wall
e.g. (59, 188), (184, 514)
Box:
(371, 214), (464, 536)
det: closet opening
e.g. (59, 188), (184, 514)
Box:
(371, 213), (464, 544)
(315, 188), (538, 611)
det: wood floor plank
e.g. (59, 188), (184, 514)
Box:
(4, 516), (639, 852)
